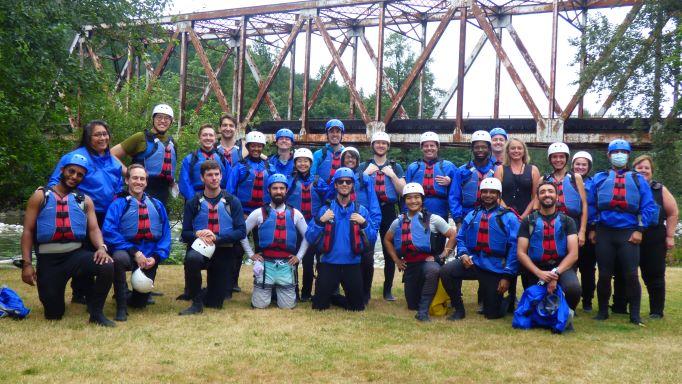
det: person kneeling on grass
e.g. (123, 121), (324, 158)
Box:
(102, 164), (171, 322)
(241, 173), (309, 309)
(383, 183), (456, 322)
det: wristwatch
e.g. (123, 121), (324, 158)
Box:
(551, 267), (560, 276)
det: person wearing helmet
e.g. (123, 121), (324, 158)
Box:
(590, 139), (657, 325)
(489, 127), (508, 166)
(21, 154), (115, 327)
(452, 130), (498, 224)
(440, 178), (520, 321)
(517, 181), (581, 314)
(179, 160), (246, 315)
(311, 119), (345, 184)
(288, 148), (330, 302)
(360, 131), (406, 301)
(47, 120), (123, 304)
(570, 151), (597, 311)
(111, 104), (177, 205)
(305, 167), (378, 311)
(610, 155), (678, 319)
(405, 131), (458, 220)
(178, 124), (229, 201)
(268, 128), (296, 176)
(102, 164), (171, 321)
(240, 174), (310, 309)
(383, 183), (456, 321)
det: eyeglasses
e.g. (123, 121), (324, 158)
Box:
(154, 115), (172, 122)
(335, 179), (354, 186)
(92, 132), (109, 138)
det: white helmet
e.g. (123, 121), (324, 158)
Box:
(131, 268), (154, 293)
(191, 238), (216, 259)
(420, 131), (439, 146)
(547, 142), (570, 158)
(471, 130), (492, 144)
(152, 104), (174, 119)
(341, 146), (360, 159)
(479, 177), (502, 193)
(402, 182), (425, 197)
(572, 151), (593, 164)
(293, 148), (314, 162)
(371, 131), (391, 145)
(245, 131), (267, 146)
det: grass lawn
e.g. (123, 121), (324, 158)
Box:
(1, 265), (681, 383)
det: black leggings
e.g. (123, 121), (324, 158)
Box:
(300, 246), (318, 298)
(184, 246), (236, 307)
(112, 250), (158, 308)
(36, 249), (113, 319)
(403, 261), (440, 314)
(361, 248), (374, 302)
(577, 239), (597, 306)
(595, 226), (641, 320)
(379, 203), (398, 294)
(312, 263), (364, 311)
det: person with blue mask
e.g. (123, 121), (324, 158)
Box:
(178, 124), (228, 201)
(311, 119), (345, 184)
(268, 128), (296, 176)
(489, 127), (508, 166)
(590, 139), (658, 325)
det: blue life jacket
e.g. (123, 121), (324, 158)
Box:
(132, 130), (177, 180)
(527, 211), (569, 266)
(460, 162), (496, 209)
(359, 160), (401, 204)
(513, 284), (571, 333)
(545, 172), (582, 217)
(406, 159), (454, 218)
(188, 149), (227, 191)
(583, 176), (598, 224)
(257, 205), (298, 258)
(216, 142), (242, 167)
(287, 173), (322, 222)
(268, 153), (295, 176)
(392, 212), (445, 262)
(316, 145), (344, 183)
(235, 159), (271, 209)
(192, 191), (235, 239)
(35, 187), (87, 244)
(118, 194), (163, 242)
(463, 208), (510, 259)
(596, 170), (641, 214)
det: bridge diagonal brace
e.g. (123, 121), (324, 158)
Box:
(188, 29), (231, 113)
(245, 49), (282, 120)
(195, 46), (233, 114)
(305, 36), (351, 114)
(146, 27), (180, 92)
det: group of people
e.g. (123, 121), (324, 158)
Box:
(19, 103), (676, 331)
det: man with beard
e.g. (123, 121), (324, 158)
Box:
(311, 119), (345, 184)
(452, 130), (497, 225)
(489, 127), (508, 166)
(20, 154), (115, 326)
(240, 174), (309, 309)
(179, 160), (246, 315)
(111, 104), (176, 205)
(516, 181), (581, 311)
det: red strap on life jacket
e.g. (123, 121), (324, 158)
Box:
(609, 173), (628, 210)
(541, 218), (558, 262)
(263, 211), (290, 258)
(374, 171), (389, 203)
(222, 147), (233, 166)
(300, 183), (312, 221)
(160, 142), (174, 182)
(351, 220), (362, 254)
(328, 152), (342, 182)
(423, 163), (436, 196)
(473, 212), (492, 254)
(246, 170), (265, 207)
(473, 170), (486, 207)
(52, 194), (76, 242)
(133, 201), (154, 241)
(400, 216), (431, 262)
(207, 203), (220, 234)
(322, 221), (334, 253)
(555, 179), (568, 214)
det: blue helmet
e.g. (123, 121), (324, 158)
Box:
(331, 167), (355, 184)
(325, 119), (345, 132)
(64, 154), (89, 173)
(607, 139), (631, 153)
(267, 173), (289, 189)
(490, 127), (508, 140)
(536, 293), (560, 317)
(275, 128), (295, 144)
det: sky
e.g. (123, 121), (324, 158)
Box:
(167, 0), (637, 119)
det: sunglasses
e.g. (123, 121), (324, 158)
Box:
(335, 179), (354, 186)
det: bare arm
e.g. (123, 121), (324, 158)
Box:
(20, 191), (43, 285)
(441, 227), (457, 259)
(575, 173), (588, 245)
(522, 165), (541, 218)
(494, 167), (510, 209)
(662, 186), (679, 249)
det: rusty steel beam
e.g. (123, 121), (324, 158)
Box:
(188, 29), (231, 113)
(195, 46), (233, 114)
(316, 18), (371, 123)
(561, 0), (644, 120)
(245, 49), (282, 120)
(306, 36), (351, 113)
(114, 59), (130, 92)
(455, 5), (467, 140)
(178, 29), (189, 132)
(472, 2), (545, 129)
(374, 1), (385, 122)
(493, 27), (501, 119)
(146, 27), (180, 92)
(506, 24), (563, 116)
(301, 18), (312, 135)
(243, 17), (304, 127)
(383, 6), (457, 125)
(236, 17), (247, 127)
(288, 38), (296, 120)
(350, 32), (359, 118)
(418, 19), (427, 119)
(578, 10), (587, 118)
(549, 0), (559, 118)
(359, 33), (408, 119)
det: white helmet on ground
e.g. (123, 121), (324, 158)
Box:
(471, 130), (492, 144)
(420, 131), (439, 146)
(245, 131), (267, 146)
(152, 104), (174, 119)
(371, 131), (391, 145)
(293, 148), (314, 162)
(341, 146), (360, 159)
(131, 268), (154, 293)
(479, 177), (502, 193)
(402, 182), (425, 197)
(572, 151), (593, 164)
(191, 238), (216, 259)
(547, 142), (570, 158)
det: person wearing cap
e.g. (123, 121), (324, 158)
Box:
(517, 181), (581, 311)
(590, 139), (657, 325)
(240, 174), (310, 309)
(305, 167), (378, 311)
(360, 131), (406, 301)
(21, 153), (115, 326)
(440, 178), (520, 320)
(179, 160), (246, 315)
(452, 130), (498, 225)
(405, 131), (458, 221)
(288, 148), (330, 302)
(111, 104), (177, 205)
(311, 119), (345, 184)
(383, 183), (456, 321)
(268, 128), (296, 176)
(570, 151), (598, 311)
(178, 124), (229, 201)
(102, 164), (171, 321)
(489, 127), (508, 166)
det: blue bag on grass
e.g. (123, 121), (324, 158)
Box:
(0, 285), (30, 319)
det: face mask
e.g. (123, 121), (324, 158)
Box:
(610, 153), (629, 167)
